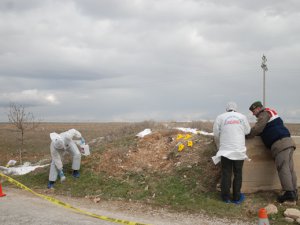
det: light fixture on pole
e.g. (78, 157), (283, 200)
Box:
(261, 55), (268, 107)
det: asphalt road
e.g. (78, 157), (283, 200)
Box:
(0, 187), (256, 225)
(0, 188), (150, 225)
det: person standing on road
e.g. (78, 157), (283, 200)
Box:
(47, 128), (85, 189)
(246, 101), (297, 204)
(212, 102), (251, 204)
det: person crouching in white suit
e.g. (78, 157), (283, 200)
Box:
(47, 129), (84, 189)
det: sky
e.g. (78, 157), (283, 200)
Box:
(0, 0), (299, 123)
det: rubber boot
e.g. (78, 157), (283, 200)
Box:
(232, 193), (245, 204)
(72, 170), (80, 178)
(221, 194), (231, 203)
(47, 181), (55, 189)
(277, 191), (297, 203)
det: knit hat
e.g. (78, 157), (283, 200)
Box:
(249, 101), (263, 111)
(226, 101), (237, 112)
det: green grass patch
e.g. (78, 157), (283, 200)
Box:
(149, 174), (244, 219)
(2, 164), (292, 224)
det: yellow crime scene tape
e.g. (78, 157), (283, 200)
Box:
(0, 172), (151, 225)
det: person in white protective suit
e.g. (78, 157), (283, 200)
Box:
(47, 129), (85, 189)
(212, 102), (251, 204)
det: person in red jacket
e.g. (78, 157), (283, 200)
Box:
(246, 101), (297, 204)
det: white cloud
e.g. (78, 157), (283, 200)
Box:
(0, 89), (59, 106)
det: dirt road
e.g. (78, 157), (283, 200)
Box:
(0, 187), (256, 225)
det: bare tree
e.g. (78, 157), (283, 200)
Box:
(7, 103), (39, 165)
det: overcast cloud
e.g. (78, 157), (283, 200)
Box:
(0, 0), (299, 123)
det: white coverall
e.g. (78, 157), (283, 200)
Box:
(212, 111), (251, 165)
(49, 129), (82, 182)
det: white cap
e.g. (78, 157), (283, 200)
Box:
(226, 101), (237, 112)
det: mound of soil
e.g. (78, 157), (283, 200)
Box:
(88, 129), (221, 191)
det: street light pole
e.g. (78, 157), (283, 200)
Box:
(261, 55), (268, 107)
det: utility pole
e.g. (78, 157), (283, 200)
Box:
(261, 55), (268, 107)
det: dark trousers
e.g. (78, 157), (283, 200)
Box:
(221, 156), (244, 201)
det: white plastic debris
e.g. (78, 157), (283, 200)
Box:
(198, 130), (214, 136)
(0, 164), (49, 175)
(6, 160), (17, 167)
(136, 129), (152, 138)
(175, 127), (213, 136)
(176, 127), (199, 134)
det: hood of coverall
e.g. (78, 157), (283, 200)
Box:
(226, 101), (238, 112)
(50, 132), (65, 149)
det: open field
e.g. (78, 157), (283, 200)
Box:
(0, 121), (214, 165)
(1, 121), (299, 165)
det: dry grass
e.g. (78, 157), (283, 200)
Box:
(0, 122), (129, 165)
(0, 121), (210, 165)
(1, 121), (299, 166)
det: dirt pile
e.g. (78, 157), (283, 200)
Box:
(89, 129), (221, 191)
